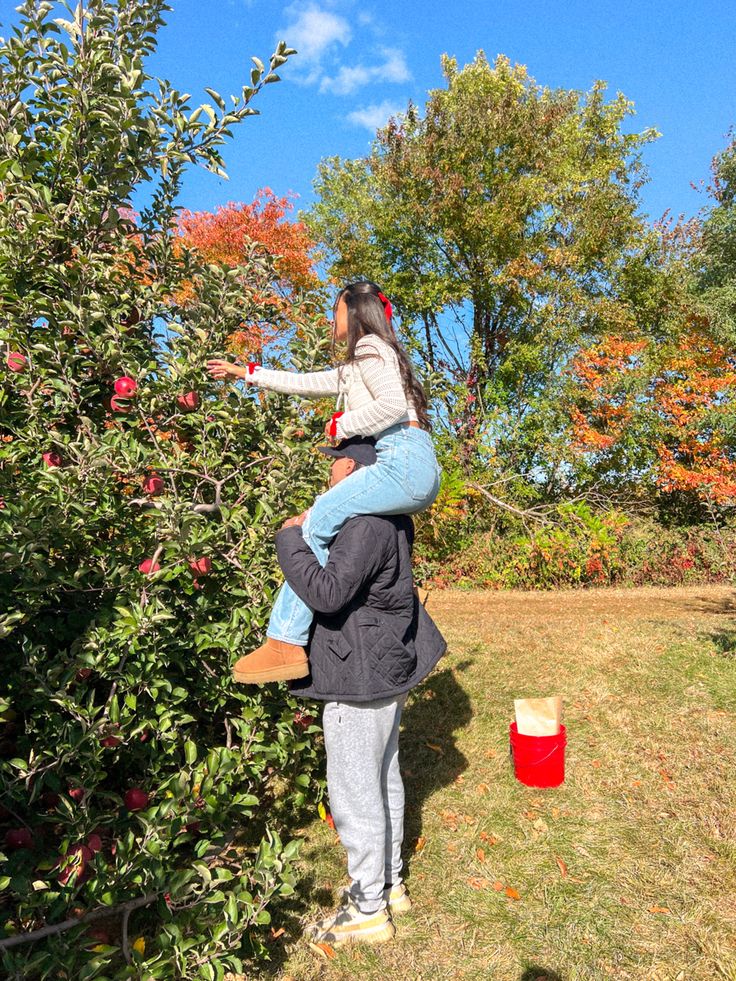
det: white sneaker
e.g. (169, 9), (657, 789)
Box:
(384, 881), (412, 914)
(305, 894), (395, 946)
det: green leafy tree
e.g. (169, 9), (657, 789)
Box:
(699, 134), (736, 343)
(0, 2), (329, 977)
(308, 52), (670, 484)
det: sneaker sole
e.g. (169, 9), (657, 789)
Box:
(314, 921), (396, 946)
(389, 895), (412, 914)
(232, 662), (310, 684)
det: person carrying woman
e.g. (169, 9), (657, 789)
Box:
(205, 280), (441, 684)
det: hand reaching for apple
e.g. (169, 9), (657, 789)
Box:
(206, 359), (252, 383)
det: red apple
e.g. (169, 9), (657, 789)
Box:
(86, 833), (103, 854)
(42, 451), (62, 468)
(100, 735), (121, 748)
(68, 787), (86, 804)
(120, 307), (141, 329)
(188, 556), (212, 577)
(6, 352), (27, 373)
(138, 558), (161, 575)
(75, 668), (93, 681)
(57, 843), (93, 885)
(85, 926), (111, 947)
(109, 395), (133, 413)
(5, 828), (33, 850)
(114, 376), (137, 397)
(124, 788), (149, 812)
(142, 475), (164, 496)
(138, 729), (151, 742)
(176, 391), (199, 412)
(294, 711), (315, 731)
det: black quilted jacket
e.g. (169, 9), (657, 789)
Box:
(275, 515), (446, 702)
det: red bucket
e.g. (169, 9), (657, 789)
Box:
(510, 722), (567, 788)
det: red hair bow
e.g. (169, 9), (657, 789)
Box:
(377, 291), (393, 322)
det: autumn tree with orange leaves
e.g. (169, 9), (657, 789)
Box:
(178, 190), (325, 360)
(567, 137), (736, 513)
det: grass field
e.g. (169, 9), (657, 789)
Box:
(255, 585), (736, 981)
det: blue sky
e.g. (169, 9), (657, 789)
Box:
(4, 0), (736, 222)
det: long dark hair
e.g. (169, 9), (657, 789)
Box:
(331, 281), (432, 431)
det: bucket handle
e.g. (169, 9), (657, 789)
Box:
(510, 741), (565, 768)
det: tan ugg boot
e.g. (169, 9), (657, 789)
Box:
(232, 638), (309, 684)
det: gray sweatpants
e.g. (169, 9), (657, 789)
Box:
(322, 693), (407, 914)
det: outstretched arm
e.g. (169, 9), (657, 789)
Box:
(206, 359), (340, 398)
(275, 520), (389, 614)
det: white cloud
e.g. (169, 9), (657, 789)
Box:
(277, 3), (351, 84)
(346, 100), (404, 132)
(319, 47), (410, 95)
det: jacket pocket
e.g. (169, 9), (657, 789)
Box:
(327, 633), (352, 661)
(355, 612), (417, 686)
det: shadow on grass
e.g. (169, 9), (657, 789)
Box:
(399, 661), (474, 883)
(708, 628), (736, 659)
(520, 967), (564, 981)
(681, 591), (736, 615)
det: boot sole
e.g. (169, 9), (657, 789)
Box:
(232, 662), (310, 684)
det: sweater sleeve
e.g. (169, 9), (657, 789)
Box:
(275, 520), (389, 615)
(249, 364), (340, 398)
(335, 337), (410, 438)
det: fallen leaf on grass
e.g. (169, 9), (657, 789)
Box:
(476, 782), (491, 795)
(492, 880), (504, 892)
(555, 856), (568, 878)
(591, 759), (602, 768)
(522, 810), (538, 821)
(440, 810), (458, 830)
(446, 842), (458, 854)
(479, 832), (499, 845)
(309, 941), (337, 960)
(414, 836), (427, 853)
(476, 847), (486, 862)
(505, 886), (521, 900)
(426, 742), (444, 754)
(484, 749), (497, 759)
(269, 927), (285, 940)
(532, 818), (549, 838)
(648, 905), (671, 914)
(631, 780), (642, 787)
(467, 877), (490, 890)
(659, 769), (673, 783)
(551, 807), (561, 819)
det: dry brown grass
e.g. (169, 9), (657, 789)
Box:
(255, 585), (736, 981)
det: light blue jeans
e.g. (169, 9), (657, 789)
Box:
(267, 424), (441, 645)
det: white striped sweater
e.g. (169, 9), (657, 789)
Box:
(249, 335), (419, 439)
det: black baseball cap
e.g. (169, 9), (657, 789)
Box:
(317, 435), (377, 467)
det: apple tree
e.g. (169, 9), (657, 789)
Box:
(0, 1), (329, 977)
